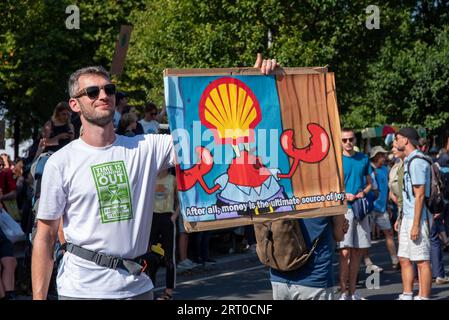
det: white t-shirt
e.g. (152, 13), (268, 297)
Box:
(139, 119), (160, 134)
(37, 134), (174, 299)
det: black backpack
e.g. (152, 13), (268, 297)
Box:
(439, 168), (449, 199)
(406, 154), (445, 214)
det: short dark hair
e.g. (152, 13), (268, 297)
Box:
(68, 66), (110, 98)
(145, 102), (157, 113)
(341, 128), (355, 134)
(116, 91), (126, 104)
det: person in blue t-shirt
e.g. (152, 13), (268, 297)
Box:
(395, 127), (432, 300)
(337, 128), (373, 300)
(270, 215), (347, 300)
(362, 146), (399, 271)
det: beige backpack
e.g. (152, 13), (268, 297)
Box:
(253, 218), (320, 271)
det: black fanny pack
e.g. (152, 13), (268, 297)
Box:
(62, 242), (162, 276)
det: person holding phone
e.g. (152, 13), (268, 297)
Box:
(42, 102), (75, 153)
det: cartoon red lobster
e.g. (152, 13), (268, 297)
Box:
(175, 123), (330, 218)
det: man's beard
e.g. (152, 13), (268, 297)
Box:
(79, 101), (114, 127)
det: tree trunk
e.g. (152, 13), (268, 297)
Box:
(13, 117), (20, 160)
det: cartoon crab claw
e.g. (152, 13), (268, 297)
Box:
(278, 123), (330, 179)
(176, 146), (221, 194)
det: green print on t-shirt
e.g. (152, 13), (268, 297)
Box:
(91, 161), (133, 223)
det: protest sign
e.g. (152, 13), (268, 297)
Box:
(164, 67), (346, 232)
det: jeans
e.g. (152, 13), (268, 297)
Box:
(430, 218), (445, 278)
(194, 231), (211, 262)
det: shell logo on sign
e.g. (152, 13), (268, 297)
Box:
(199, 77), (262, 145)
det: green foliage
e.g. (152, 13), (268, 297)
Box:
(1, 0), (449, 152)
(363, 28), (449, 137)
(0, 0), (144, 141)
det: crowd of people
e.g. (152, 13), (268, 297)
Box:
(335, 127), (449, 300)
(1, 56), (449, 300)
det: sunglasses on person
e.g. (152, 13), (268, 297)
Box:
(342, 137), (355, 143)
(151, 112), (157, 116)
(73, 83), (116, 99)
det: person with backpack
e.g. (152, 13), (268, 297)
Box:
(337, 128), (373, 300)
(269, 215), (348, 300)
(395, 127), (432, 300)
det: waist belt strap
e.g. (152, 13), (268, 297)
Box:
(64, 242), (145, 276)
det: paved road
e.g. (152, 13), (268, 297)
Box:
(16, 236), (449, 300)
(155, 237), (449, 300)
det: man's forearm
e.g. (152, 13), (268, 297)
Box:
(32, 236), (56, 300)
(362, 174), (372, 195)
(413, 194), (425, 226)
(362, 185), (372, 195)
(1, 190), (16, 201)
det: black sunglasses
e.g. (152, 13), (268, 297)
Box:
(151, 112), (157, 116)
(342, 137), (355, 143)
(73, 83), (116, 99)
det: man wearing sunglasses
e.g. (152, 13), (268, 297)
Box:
(337, 128), (373, 300)
(32, 66), (167, 300)
(32, 57), (279, 300)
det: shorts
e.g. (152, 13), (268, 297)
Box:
(0, 238), (14, 259)
(271, 282), (334, 300)
(370, 210), (392, 231)
(397, 216), (430, 261)
(338, 208), (371, 249)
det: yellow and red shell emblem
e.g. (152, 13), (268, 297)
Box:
(199, 77), (262, 145)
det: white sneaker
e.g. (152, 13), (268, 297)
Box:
(397, 293), (413, 300)
(338, 293), (351, 300)
(413, 296), (430, 300)
(249, 244), (257, 253)
(177, 259), (198, 270)
(185, 258), (201, 267)
(351, 291), (366, 300)
(435, 276), (449, 285)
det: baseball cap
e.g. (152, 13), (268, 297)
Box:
(396, 127), (420, 146)
(369, 146), (389, 159)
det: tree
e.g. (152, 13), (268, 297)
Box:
(125, 1), (421, 127)
(1, 0), (449, 155)
(361, 29), (449, 139)
(0, 0), (144, 157)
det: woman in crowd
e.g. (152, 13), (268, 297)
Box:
(42, 102), (75, 153)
